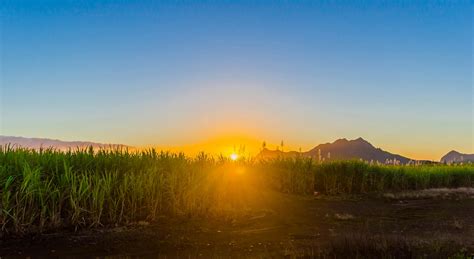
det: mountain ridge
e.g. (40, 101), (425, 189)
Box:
(440, 150), (474, 164)
(258, 137), (422, 164)
(0, 135), (129, 151)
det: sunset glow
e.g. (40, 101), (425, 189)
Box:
(1, 1), (471, 161)
(230, 153), (239, 161)
(1, 2), (472, 257)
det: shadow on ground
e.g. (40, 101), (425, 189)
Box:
(1, 190), (473, 258)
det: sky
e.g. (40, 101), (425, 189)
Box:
(0, 0), (472, 160)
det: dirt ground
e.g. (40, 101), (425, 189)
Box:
(1, 191), (473, 258)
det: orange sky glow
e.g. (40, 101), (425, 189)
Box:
(135, 134), (456, 161)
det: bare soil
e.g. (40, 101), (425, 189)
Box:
(1, 192), (473, 258)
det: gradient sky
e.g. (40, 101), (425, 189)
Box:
(1, 0), (472, 160)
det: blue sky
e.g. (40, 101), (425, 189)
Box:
(1, 0), (472, 159)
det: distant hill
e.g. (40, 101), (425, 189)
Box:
(257, 137), (413, 164)
(257, 148), (301, 159)
(306, 137), (412, 164)
(0, 136), (129, 151)
(440, 150), (474, 164)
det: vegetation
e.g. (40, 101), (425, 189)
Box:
(1, 146), (473, 235)
(314, 160), (473, 194)
(263, 158), (473, 195)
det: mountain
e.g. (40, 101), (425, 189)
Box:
(257, 137), (413, 164)
(440, 150), (474, 164)
(0, 136), (129, 151)
(257, 148), (301, 159)
(306, 137), (411, 164)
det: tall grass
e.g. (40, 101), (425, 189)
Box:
(313, 160), (473, 195)
(0, 146), (473, 234)
(258, 158), (473, 194)
(0, 146), (261, 234)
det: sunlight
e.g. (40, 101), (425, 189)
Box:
(230, 153), (239, 161)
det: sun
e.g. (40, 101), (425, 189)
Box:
(230, 153), (239, 161)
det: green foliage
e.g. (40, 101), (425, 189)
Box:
(313, 160), (473, 195)
(0, 146), (472, 234)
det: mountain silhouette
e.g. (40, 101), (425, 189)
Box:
(0, 135), (129, 151)
(258, 137), (412, 164)
(440, 150), (474, 164)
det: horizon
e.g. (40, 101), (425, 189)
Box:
(1, 1), (473, 161)
(1, 134), (471, 161)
